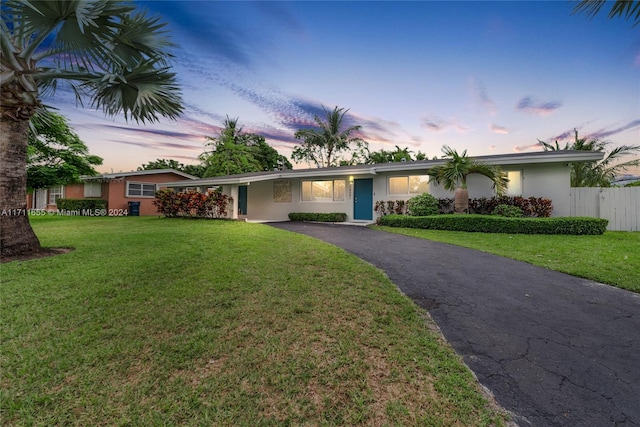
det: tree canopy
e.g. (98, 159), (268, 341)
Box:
(292, 106), (368, 168)
(27, 111), (102, 191)
(538, 129), (640, 187)
(366, 145), (428, 164)
(138, 159), (205, 178)
(199, 117), (291, 177)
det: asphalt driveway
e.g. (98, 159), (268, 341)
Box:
(269, 222), (640, 427)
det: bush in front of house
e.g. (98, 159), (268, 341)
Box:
(378, 214), (608, 235)
(407, 193), (439, 216)
(374, 200), (407, 216)
(154, 189), (232, 218)
(288, 212), (347, 222)
(56, 198), (107, 213)
(492, 204), (524, 218)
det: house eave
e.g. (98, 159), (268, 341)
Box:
(161, 150), (604, 188)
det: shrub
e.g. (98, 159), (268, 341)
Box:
(407, 193), (439, 216)
(378, 214), (607, 235)
(288, 212), (347, 222)
(375, 200), (408, 216)
(154, 189), (232, 218)
(492, 204), (524, 218)
(56, 198), (107, 213)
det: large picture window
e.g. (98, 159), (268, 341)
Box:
(506, 171), (522, 196)
(126, 182), (157, 197)
(301, 180), (346, 202)
(388, 176), (429, 195)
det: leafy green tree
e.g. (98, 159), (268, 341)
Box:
(428, 145), (508, 214)
(292, 106), (368, 168)
(138, 159), (206, 177)
(366, 145), (428, 164)
(199, 117), (291, 177)
(573, 0), (640, 26)
(1, 0), (183, 257)
(27, 111), (102, 191)
(538, 129), (640, 187)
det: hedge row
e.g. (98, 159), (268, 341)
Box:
(378, 214), (608, 235)
(56, 198), (107, 212)
(440, 196), (553, 217)
(288, 212), (347, 222)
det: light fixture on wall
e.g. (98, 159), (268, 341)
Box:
(349, 176), (354, 184)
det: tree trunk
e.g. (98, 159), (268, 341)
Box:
(454, 187), (469, 214)
(1, 112), (42, 258)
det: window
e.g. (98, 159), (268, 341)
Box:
(126, 182), (157, 197)
(273, 180), (292, 203)
(84, 182), (102, 198)
(301, 180), (346, 202)
(506, 171), (522, 196)
(388, 176), (429, 195)
(48, 185), (63, 204)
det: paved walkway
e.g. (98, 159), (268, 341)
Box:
(270, 222), (640, 427)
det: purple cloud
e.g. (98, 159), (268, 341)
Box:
(516, 96), (562, 115)
(471, 79), (497, 115)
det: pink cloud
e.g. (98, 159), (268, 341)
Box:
(490, 124), (509, 134)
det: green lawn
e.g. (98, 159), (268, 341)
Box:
(1, 216), (506, 426)
(374, 225), (640, 293)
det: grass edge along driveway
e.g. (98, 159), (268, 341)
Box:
(2, 216), (509, 426)
(373, 225), (639, 293)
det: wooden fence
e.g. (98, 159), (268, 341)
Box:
(570, 187), (639, 231)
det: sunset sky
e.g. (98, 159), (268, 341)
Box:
(44, 1), (639, 173)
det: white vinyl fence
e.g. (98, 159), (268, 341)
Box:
(570, 187), (640, 231)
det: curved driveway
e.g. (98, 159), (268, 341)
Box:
(270, 222), (640, 427)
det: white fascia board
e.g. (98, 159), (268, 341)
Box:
(480, 152), (604, 166)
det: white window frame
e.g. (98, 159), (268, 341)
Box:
(301, 179), (346, 202)
(388, 175), (429, 196)
(84, 182), (102, 198)
(48, 185), (64, 205)
(126, 181), (157, 198)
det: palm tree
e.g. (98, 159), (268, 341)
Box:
(292, 106), (367, 168)
(538, 129), (640, 187)
(429, 145), (508, 214)
(1, 1), (183, 257)
(573, 0), (640, 26)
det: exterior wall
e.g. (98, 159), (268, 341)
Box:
(108, 172), (188, 216)
(509, 164), (571, 216)
(27, 172), (192, 216)
(241, 177), (358, 222)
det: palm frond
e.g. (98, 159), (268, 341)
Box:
(88, 59), (183, 123)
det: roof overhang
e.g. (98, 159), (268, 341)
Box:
(161, 150), (604, 188)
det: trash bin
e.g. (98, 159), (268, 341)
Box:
(128, 201), (140, 216)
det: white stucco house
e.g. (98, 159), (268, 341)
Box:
(161, 150), (603, 222)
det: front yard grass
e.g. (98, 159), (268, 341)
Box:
(374, 225), (640, 293)
(1, 216), (507, 426)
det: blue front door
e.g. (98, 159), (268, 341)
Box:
(238, 185), (248, 215)
(354, 179), (373, 220)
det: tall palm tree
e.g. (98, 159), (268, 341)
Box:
(292, 106), (367, 168)
(1, 1), (183, 257)
(429, 145), (508, 214)
(539, 129), (639, 187)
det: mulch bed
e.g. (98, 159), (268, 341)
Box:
(1, 247), (75, 264)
